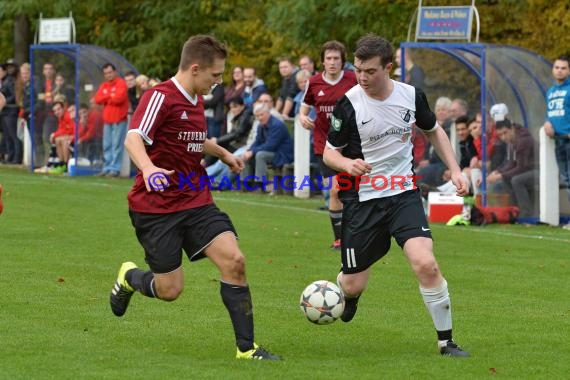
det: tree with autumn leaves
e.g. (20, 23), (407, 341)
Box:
(0, 0), (568, 96)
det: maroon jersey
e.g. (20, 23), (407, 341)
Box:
(302, 70), (357, 155)
(127, 78), (213, 213)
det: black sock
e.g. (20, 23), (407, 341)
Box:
(220, 281), (254, 352)
(437, 329), (452, 342)
(329, 209), (343, 240)
(126, 268), (156, 298)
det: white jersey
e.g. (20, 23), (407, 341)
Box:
(327, 80), (438, 202)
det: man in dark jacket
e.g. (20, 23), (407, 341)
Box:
(486, 119), (537, 217)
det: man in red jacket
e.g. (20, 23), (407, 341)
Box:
(94, 63), (129, 177)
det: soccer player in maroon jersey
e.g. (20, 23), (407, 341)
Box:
(109, 35), (280, 360)
(299, 41), (358, 250)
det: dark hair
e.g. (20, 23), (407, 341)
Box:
(229, 96), (244, 106)
(124, 70), (136, 78)
(320, 41), (346, 67)
(466, 116), (478, 127)
(102, 63), (116, 72)
(231, 65), (244, 86)
(556, 54), (570, 64)
(179, 35), (227, 71)
(455, 115), (470, 125)
(354, 33), (393, 68)
(495, 119), (513, 129)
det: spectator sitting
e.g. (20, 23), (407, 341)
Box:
(412, 124), (429, 170)
(416, 97), (453, 188)
(486, 119), (538, 217)
(435, 115), (479, 194)
(206, 93), (281, 189)
(48, 101), (75, 174)
(76, 100), (104, 163)
(215, 96), (254, 153)
(242, 102), (294, 191)
(205, 96), (253, 169)
(293, 69), (315, 117)
(135, 74), (150, 99)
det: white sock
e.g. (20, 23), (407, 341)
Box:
(420, 278), (452, 334)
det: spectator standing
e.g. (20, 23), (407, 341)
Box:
(543, 55), (570, 227)
(16, 62), (31, 123)
(395, 47), (426, 89)
(124, 71), (139, 114)
(299, 55), (317, 75)
(275, 57), (299, 119)
(224, 66), (245, 107)
(203, 83), (225, 138)
(53, 72), (75, 105)
(35, 62), (57, 168)
(94, 63), (129, 177)
(242, 67), (268, 108)
(299, 40), (357, 249)
(0, 59), (21, 164)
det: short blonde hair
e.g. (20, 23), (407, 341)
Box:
(295, 69), (312, 82)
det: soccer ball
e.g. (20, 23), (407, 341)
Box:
(299, 280), (345, 324)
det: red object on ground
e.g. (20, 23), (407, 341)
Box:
(0, 184), (4, 215)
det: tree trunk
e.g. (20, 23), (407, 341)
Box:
(14, 14), (30, 65)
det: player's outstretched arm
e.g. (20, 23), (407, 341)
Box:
(124, 132), (174, 192)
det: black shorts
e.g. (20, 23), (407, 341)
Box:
(129, 204), (237, 274)
(341, 190), (432, 274)
(316, 154), (337, 178)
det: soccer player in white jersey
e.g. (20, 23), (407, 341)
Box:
(323, 34), (469, 357)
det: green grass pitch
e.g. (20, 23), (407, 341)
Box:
(1, 166), (569, 379)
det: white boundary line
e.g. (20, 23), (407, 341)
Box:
(8, 175), (569, 244)
(463, 226), (570, 244)
(217, 196), (570, 244)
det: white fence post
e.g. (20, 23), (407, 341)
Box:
(539, 127), (559, 225)
(293, 116), (311, 199)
